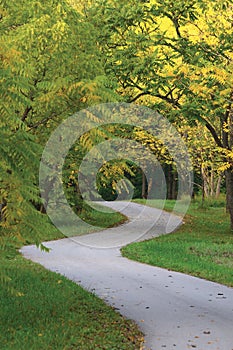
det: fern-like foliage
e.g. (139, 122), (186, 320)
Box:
(0, 0), (121, 288)
(0, 127), (42, 240)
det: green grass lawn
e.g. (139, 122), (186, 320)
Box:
(122, 197), (233, 287)
(0, 205), (143, 350)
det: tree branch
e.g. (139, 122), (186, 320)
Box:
(201, 117), (223, 148)
(21, 106), (32, 122)
(128, 92), (151, 103)
(154, 93), (181, 108)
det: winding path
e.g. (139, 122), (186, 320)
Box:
(21, 201), (233, 350)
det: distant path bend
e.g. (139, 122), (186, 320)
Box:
(21, 201), (233, 350)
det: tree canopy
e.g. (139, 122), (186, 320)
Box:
(83, 0), (233, 226)
(1, 0), (233, 260)
(0, 0), (117, 254)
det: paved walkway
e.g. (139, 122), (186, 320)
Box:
(21, 201), (233, 350)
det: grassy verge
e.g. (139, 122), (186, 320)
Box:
(22, 202), (127, 245)
(0, 255), (143, 350)
(132, 198), (176, 212)
(122, 198), (233, 287)
(0, 205), (143, 350)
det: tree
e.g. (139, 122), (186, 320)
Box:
(0, 0), (121, 275)
(177, 121), (223, 199)
(0, 0), (116, 135)
(85, 0), (233, 228)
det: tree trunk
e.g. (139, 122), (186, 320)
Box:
(215, 175), (222, 198)
(141, 170), (147, 199)
(167, 164), (173, 199)
(224, 93), (233, 229)
(147, 177), (153, 197)
(201, 173), (205, 207)
(201, 165), (209, 197)
(172, 172), (177, 199)
(40, 176), (56, 213)
(210, 165), (214, 197)
(75, 182), (84, 213)
(225, 167), (233, 230)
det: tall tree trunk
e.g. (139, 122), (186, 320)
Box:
(225, 94), (233, 229)
(172, 172), (177, 199)
(141, 170), (147, 199)
(147, 177), (153, 197)
(40, 175), (56, 213)
(167, 164), (173, 199)
(210, 165), (214, 197)
(75, 182), (84, 213)
(215, 175), (222, 198)
(225, 167), (233, 230)
(201, 165), (209, 197)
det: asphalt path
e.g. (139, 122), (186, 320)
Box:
(21, 201), (233, 350)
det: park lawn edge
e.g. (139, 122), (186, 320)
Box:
(0, 206), (144, 350)
(122, 199), (233, 288)
(0, 252), (144, 350)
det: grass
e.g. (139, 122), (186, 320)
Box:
(22, 202), (127, 245)
(79, 202), (127, 231)
(122, 197), (233, 287)
(0, 204), (143, 350)
(3, 196), (232, 349)
(0, 256), (143, 350)
(132, 198), (176, 212)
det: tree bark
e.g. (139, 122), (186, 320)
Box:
(172, 171), (177, 199)
(201, 165), (209, 197)
(167, 164), (172, 199)
(210, 165), (214, 197)
(147, 177), (153, 197)
(141, 170), (147, 199)
(215, 175), (222, 198)
(225, 167), (233, 229)
(224, 94), (233, 229)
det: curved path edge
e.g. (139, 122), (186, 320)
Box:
(21, 201), (233, 350)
